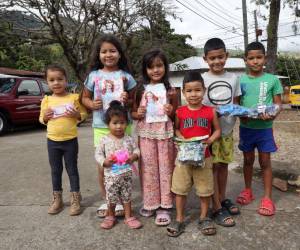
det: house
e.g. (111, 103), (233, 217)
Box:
(169, 56), (246, 89)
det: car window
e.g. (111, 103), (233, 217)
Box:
(291, 89), (300, 94)
(18, 80), (41, 96)
(0, 78), (16, 93)
(41, 81), (52, 95)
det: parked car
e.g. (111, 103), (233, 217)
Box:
(0, 75), (51, 135)
(289, 84), (300, 109)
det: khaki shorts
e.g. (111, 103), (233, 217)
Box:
(211, 133), (234, 164)
(171, 157), (214, 197)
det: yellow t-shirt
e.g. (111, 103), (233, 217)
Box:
(39, 93), (87, 141)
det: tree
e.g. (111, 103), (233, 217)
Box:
(126, 3), (197, 75)
(254, 0), (298, 73)
(0, 0), (179, 82)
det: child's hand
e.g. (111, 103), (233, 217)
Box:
(164, 104), (173, 116)
(120, 92), (128, 105)
(65, 107), (80, 120)
(203, 138), (213, 146)
(259, 113), (274, 121)
(43, 108), (54, 123)
(137, 106), (146, 119)
(240, 117), (249, 123)
(92, 98), (103, 110)
(103, 155), (116, 168)
(126, 154), (138, 164)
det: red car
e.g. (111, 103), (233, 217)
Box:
(0, 75), (51, 134)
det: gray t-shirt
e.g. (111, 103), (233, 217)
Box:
(202, 71), (241, 136)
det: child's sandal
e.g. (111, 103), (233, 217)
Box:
(213, 207), (235, 227)
(115, 204), (125, 217)
(167, 221), (185, 237)
(155, 209), (171, 226)
(96, 203), (108, 218)
(139, 207), (155, 217)
(198, 217), (216, 236)
(100, 216), (116, 229)
(257, 197), (275, 216)
(236, 188), (255, 205)
(221, 199), (240, 215)
(124, 217), (143, 229)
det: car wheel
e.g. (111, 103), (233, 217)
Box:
(0, 112), (9, 135)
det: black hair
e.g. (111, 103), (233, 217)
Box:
(45, 64), (67, 79)
(104, 100), (128, 124)
(87, 34), (131, 74)
(141, 48), (171, 90)
(182, 71), (205, 89)
(245, 41), (266, 57)
(204, 38), (226, 56)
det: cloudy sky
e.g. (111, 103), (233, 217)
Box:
(168, 0), (299, 52)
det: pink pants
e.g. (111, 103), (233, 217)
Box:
(139, 137), (174, 210)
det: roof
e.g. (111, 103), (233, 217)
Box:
(0, 67), (44, 78)
(170, 56), (246, 72)
(0, 73), (20, 78)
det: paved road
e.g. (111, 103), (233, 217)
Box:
(0, 125), (299, 250)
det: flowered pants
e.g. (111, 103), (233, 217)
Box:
(104, 172), (132, 204)
(139, 137), (174, 210)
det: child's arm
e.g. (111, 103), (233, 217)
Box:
(205, 109), (221, 146)
(233, 96), (240, 105)
(164, 88), (178, 119)
(65, 96), (87, 121)
(126, 136), (140, 164)
(39, 96), (53, 124)
(131, 90), (146, 120)
(81, 87), (103, 110)
(95, 139), (114, 168)
(175, 113), (184, 139)
(121, 87), (136, 109)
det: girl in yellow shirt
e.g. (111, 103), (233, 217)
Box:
(39, 64), (86, 216)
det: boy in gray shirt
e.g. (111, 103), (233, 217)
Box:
(203, 38), (241, 227)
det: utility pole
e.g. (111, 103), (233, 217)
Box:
(254, 10), (258, 42)
(242, 0), (248, 51)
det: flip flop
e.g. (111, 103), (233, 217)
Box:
(155, 209), (171, 226)
(167, 221), (185, 237)
(96, 203), (108, 218)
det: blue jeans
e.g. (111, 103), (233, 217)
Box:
(47, 138), (80, 192)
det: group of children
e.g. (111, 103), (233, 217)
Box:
(39, 34), (283, 236)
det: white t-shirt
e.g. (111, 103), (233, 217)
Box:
(202, 71), (241, 136)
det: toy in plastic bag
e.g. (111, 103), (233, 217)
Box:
(110, 149), (132, 176)
(174, 136), (208, 167)
(216, 104), (280, 118)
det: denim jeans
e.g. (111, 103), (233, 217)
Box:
(47, 138), (80, 192)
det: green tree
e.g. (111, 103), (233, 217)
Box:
(254, 0), (298, 73)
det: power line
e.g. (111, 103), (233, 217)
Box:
(193, 0), (242, 27)
(175, 0), (244, 36)
(209, 0), (242, 20)
(202, 0), (243, 23)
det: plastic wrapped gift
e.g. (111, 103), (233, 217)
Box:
(216, 104), (280, 118)
(174, 136), (208, 167)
